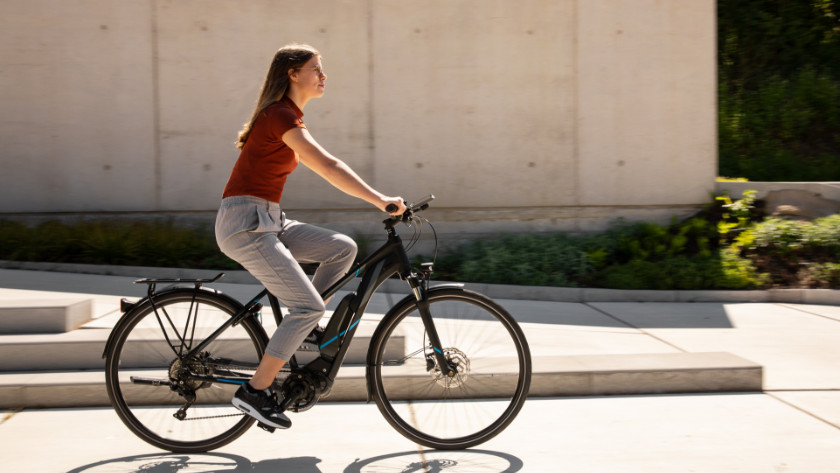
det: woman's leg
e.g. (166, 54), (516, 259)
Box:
(279, 220), (358, 293)
(218, 214), (356, 391)
(225, 230), (327, 383)
(217, 211), (324, 390)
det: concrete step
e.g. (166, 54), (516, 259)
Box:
(0, 323), (383, 371)
(0, 298), (94, 334)
(0, 352), (762, 408)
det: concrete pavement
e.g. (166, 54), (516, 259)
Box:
(1, 267), (840, 472)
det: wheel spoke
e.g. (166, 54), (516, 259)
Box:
(371, 289), (531, 449)
(105, 290), (266, 452)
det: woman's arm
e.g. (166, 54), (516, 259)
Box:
(282, 127), (405, 214)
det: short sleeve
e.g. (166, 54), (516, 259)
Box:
(264, 102), (305, 143)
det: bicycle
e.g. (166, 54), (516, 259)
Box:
(103, 195), (532, 453)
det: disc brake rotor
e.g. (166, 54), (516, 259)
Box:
(428, 347), (470, 388)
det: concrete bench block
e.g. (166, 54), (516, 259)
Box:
(0, 327), (395, 371)
(529, 352), (763, 396)
(0, 299), (93, 334)
(0, 352), (763, 408)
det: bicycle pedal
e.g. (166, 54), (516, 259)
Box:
(257, 422), (276, 433)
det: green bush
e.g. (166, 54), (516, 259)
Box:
(437, 234), (592, 287)
(718, 246), (771, 289)
(719, 69), (840, 181)
(751, 215), (840, 255)
(2, 193), (838, 290)
(596, 256), (710, 291)
(807, 262), (840, 287)
(431, 189), (840, 290)
(805, 214), (840, 250)
(0, 219), (240, 269)
(433, 210), (769, 290)
(718, 0), (840, 181)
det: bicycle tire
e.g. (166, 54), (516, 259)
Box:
(104, 289), (267, 453)
(367, 287), (531, 449)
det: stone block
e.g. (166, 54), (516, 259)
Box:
(0, 299), (93, 334)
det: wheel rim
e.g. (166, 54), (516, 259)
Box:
(106, 294), (263, 449)
(373, 293), (530, 446)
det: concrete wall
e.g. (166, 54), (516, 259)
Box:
(0, 0), (717, 239)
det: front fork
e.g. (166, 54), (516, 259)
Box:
(409, 264), (457, 378)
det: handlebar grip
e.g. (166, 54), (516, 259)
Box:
(385, 203), (398, 213)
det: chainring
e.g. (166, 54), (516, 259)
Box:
(280, 371), (327, 412)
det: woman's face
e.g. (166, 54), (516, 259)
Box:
(290, 56), (327, 100)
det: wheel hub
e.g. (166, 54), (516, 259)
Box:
(428, 348), (470, 388)
(168, 354), (212, 391)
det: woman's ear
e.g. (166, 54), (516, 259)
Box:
(288, 68), (298, 83)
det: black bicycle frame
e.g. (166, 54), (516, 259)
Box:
(178, 218), (454, 386)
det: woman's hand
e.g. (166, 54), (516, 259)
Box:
(380, 196), (407, 215)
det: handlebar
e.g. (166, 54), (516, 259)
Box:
(384, 194), (435, 225)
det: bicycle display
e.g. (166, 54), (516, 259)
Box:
(103, 195), (532, 453)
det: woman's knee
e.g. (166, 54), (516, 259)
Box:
(338, 234), (358, 261)
(320, 233), (357, 266)
(290, 299), (326, 321)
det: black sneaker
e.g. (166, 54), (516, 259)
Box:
(232, 384), (291, 429)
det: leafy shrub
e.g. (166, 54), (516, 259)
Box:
(595, 256), (715, 290)
(802, 214), (840, 251)
(718, 247), (771, 289)
(3, 193), (838, 290)
(751, 218), (807, 253)
(751, 215), (840, 254)
(720, 65), (840, 182)
(434, 212), (761, 290)
(438, 234), (592, 287)
(807, 262), (840, 287)
(716, 190), (759, 242)
(718, 0), (840, 181)
(0, 219), (240, 269)
(732, 213), (840, 288)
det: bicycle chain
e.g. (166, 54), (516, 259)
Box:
(181, 412), (244, 421)
(173, 359), (291, 422)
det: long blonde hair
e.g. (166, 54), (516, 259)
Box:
(236, 44), (320, 149)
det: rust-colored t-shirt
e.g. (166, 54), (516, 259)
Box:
(222, 96), (306, 203)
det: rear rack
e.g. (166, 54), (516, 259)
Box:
(133, 273), (225, 286)
(129, 273), (226, 302)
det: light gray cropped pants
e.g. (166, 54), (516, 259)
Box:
(215, 196), (357, 361)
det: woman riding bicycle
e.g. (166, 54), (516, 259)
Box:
(215, 43), (405, 429)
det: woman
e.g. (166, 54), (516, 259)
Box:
(215, 44), (405, 429)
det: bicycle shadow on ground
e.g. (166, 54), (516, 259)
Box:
(65, 452), (322, 473)
(344, 449), (524, 473)
(64, 449), (523, 473)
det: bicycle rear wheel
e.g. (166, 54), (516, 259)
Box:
(368, 287), (531, 449)
(104, 289), (266, 453)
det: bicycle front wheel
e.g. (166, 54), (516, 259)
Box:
(104, 289), (266, 453)
(368, 288), (531, 449)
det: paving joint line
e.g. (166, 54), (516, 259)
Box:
(584, 303), (688, 353)
(766, 391), (840, 432)
(775, 303), (840, 324)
